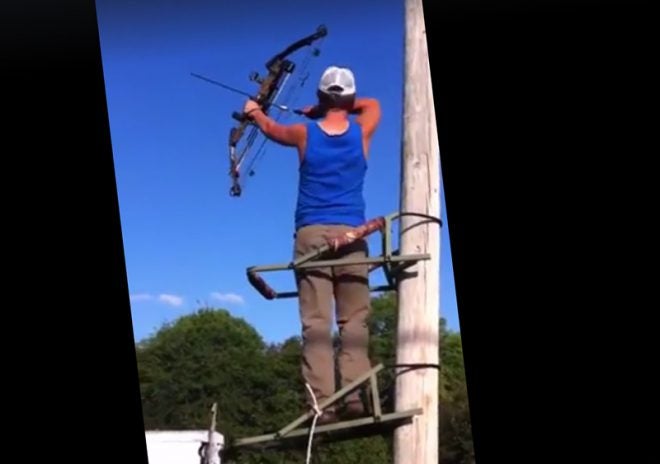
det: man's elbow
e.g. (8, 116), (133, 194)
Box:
(261, 120), (279, 139)
(363, 98), (381, 116)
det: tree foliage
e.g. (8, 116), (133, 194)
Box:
(136, 295), (474, 463)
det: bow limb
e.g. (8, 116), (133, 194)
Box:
(264, 25), (327, 70)
(229, 121), (262, 196)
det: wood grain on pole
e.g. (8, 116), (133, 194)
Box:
(393, 0), (441, 462)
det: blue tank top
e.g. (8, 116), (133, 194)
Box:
(295, 121), (367, 230)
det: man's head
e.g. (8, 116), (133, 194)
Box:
(317, 66), (356, 113)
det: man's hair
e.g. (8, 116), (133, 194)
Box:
(317, 66), (356, 112)
(316, 89), (355, 111)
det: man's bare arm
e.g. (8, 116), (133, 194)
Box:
(247, 106), (305, 148)
(352, 97), (381, 141)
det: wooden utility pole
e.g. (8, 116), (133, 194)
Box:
(394, 0), (441, 462)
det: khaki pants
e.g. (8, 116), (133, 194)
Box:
(294, 224), (372, 408)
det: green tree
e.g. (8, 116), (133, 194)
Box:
(138, 309), (273, 437)
(138, 309), (312, 463)
(438, 322), (475, 464)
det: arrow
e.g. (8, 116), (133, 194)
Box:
(191, 72), (303, 115)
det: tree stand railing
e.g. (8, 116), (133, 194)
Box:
(246, 211), (442, 300)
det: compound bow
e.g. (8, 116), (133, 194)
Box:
(222, 25), (328, 197)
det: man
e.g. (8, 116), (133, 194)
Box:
(243, 66), (381, 424)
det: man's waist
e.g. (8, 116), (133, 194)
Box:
(295, 207), (365, 229)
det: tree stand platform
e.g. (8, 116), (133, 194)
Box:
(214, 363), (422, 462)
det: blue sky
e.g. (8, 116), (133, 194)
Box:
(95, 0), (459, 343)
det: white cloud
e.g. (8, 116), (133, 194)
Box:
(158, 294), (184, 307)
(210, 292), (245, 305)
(130, 293), (153, 302)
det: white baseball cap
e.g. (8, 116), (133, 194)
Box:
(318, 66), (356, 96)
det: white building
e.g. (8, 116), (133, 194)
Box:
(145, 430), (224, 464)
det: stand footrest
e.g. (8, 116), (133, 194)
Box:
(229, 408), (423, 452)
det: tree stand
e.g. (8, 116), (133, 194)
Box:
(199, 211), (442, 463)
